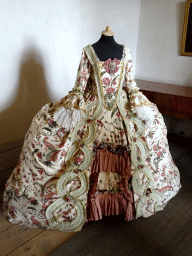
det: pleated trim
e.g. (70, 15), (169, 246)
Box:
(90, 147), (132, 178)
(86, 147), (136, 222)
(86, 192), (135, 222)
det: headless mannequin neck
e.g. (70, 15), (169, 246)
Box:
(91, 33), (123, 62)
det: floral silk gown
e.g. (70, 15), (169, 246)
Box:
(2, 44), (181, 232)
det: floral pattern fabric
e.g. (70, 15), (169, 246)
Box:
(2, 44), (181, 232)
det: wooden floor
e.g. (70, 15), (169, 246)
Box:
(0, 190), (78, 256)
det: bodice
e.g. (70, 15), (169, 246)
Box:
(88, 44), (127, 111)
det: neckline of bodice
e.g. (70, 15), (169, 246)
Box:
(89, 44), (126, 63)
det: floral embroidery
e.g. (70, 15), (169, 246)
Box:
(105, 87), (115, 94)
(102, 77), (111, 86)
(104, 58), (120, 75)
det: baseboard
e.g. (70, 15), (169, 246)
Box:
(0, 137), (24, 153)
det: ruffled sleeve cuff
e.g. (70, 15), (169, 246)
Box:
(59, 89), (86, 111)
(129, 91), (154, 126)
(53, 105), (84, 131)
(52, 89), (86, 130)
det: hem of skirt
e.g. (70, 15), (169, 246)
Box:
(86, 192), (136, 223)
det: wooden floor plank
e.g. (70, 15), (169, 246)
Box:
(7, 229), (78, 256)
(0, 211), (13, 233)
(0, 224), (43, 256)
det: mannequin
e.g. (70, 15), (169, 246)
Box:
(91, 26), (124, 61)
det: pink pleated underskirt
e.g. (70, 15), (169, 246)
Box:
(86, 145), (136, 223)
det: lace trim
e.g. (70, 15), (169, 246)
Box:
(128, 91), (151, 112)
(45, 198), (85, 231)
(128, 88), (140, 94)
(89, 44), (126, 63)
(53, 106), (83, 130)
(133, 105), (155, 126)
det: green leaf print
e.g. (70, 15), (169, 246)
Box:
(107, 99), (115, 110)
(101, 71), (106, 76)
(32, 149), (39, 156)
(111, 106), (118, 118)
(111, 75), (119, 84)
(104, 93), (113, 100)
(43, 127), (52, 132)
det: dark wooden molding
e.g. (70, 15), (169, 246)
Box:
(136, 79), (192, 120)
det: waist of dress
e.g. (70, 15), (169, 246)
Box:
(92, 141), (130, 156)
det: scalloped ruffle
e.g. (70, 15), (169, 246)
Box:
(53, 106), (83, 130)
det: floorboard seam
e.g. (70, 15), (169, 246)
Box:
(4, 229), (45, 256)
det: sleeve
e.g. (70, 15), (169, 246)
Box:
(53, 48), (91, 130)
(125, 49), (154, 126)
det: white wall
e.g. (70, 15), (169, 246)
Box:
(136, 0), (192, 86)
(0, 0), (141, 145)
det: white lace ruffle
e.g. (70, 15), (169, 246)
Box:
(53, 106), (84, 130)
(133, 105), (154, 126)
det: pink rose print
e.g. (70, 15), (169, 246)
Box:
(120, 130), (125, 137)
(89, 95), (95, 101)
(116, 111), (121, 117)
(65, 196), (73, 203)
(106, 87), (115, 94)
(45, 220), (49, 226)
(37, 152), (42, 159)
(96, 120), (103, 127)
(157, 151), (162, 157)
(29, 197), (36, 203)
(104, 58), (120, 75)
(9, 206), (16, 219)
(38, 169), (44, 175)
(15, 188), (20, 195)
(153, 145), (158, 151)
(74, 157), (82, 164)
(102, 77), (111, 86)
(77, 77), (87, 90)
(80, 66), (88, 76)
(141, 137), (146, 142)
(161, 171), (166, 177)
(61, 150), (67, 156)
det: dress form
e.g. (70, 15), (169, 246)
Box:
(91, 26), (124, 61)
